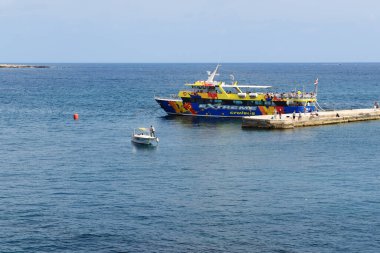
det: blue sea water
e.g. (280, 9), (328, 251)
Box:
(0, 63), (379, 253)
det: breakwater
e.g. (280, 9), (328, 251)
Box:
(242, 108), (380, 129)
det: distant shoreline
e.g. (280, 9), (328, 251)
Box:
(0, 64), (49, 68)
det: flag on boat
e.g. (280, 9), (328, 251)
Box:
(313, 78), (319, 95)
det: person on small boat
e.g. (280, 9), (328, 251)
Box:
(374, 101), (379, 110)
(150, 125), (156, 137)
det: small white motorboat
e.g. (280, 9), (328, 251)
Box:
(131, 127), (159, 145)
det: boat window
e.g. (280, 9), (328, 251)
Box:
(222, 100), (233, 105)
(212, 99), (222, 104)
(221, 100), (262, 106)
(222, 100), (264, 106)
(273, 100), (287, 106)
(246, 100), (260, 106)
(252, 100), (264, 106)
(190, 97), (203, 103)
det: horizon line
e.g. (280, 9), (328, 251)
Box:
(2, 61), (380, 64)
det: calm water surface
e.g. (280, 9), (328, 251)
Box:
(0, 63), (379, 252)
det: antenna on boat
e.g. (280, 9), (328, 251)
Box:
(206, 64), (220, 82)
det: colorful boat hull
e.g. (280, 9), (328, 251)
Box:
(156, 98), (316, 117)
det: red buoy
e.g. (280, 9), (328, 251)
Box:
(73, 113), (79, 120)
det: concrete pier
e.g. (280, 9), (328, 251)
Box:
(242, 108), (380, 129)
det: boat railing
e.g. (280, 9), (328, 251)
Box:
(154, 94), (181, 100)
(276, 92), (316, 99)
(170, 94), (182, 99)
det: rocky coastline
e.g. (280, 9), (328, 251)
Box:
(0, 64), (49, 68)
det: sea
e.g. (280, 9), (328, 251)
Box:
(0, 63), (379, 253)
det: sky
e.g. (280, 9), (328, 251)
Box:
(1, 0), (380, 63)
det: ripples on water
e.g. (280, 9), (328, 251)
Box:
(0, 63), (379, 252)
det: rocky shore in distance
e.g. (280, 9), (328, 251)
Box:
(0, 64), (49, 68)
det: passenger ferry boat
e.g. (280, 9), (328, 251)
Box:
(155, 65), (318, 117)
